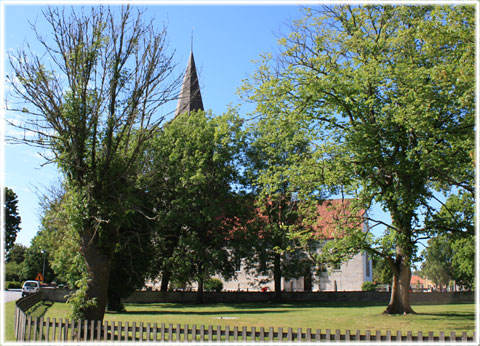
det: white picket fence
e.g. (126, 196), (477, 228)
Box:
(15, 293), (476, 342)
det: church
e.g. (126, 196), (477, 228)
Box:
(153, 51), (373, 292)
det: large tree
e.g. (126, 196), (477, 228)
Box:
(243, 109), (319, 299)
(4, 187), (22, 257)
(7, 6), (179, 321)
(242, 5), (474, 314)
(143, 110), (246, 303)
(35, 183), (156, 315)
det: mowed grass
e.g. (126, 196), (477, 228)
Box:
(39, 301), (475, 336)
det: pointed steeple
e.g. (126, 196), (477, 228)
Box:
(175, 51), (204, 118)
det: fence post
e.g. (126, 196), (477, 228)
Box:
(225, 325), (231, 342)
(152, 323), (158, 342)
(306, 328), (312, 342)
(32, 317), (38, 341)
(146, 322), (151, 342)
(52, 318), (57, 341)
(124, 321), (130, 342)
(25, 315), (32, 341)
(315, 329), (320, 342)
(139, 322), (144, 342)
(132, 322), (137, 342)
(45, 317), (50, 341)
(208, 325), (213, 342)
(160, 322), (165, 341)
(175, 323), (182, 342)
(64, 318), (69, 341)
(38, 317), (44, 341)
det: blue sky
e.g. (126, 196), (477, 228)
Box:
(2, 3), (309, 246)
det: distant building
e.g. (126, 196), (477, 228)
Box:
(174, 51), (204, 118)
(218, 199), (373, 292)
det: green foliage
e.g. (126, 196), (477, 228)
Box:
(5, 261), (26, 282)
(420, 235), (453, 287)
(5, 281), (22, 290)
(67, 276), (98, 321)
(421, 191), (475, 290)
(451, 235), (475, 290)
(5, 243), (27, 264)
(204, 278), (223, 292)
(21, 241), (55, 283)
(4, 187), (21, 256)
(242, 94), (319, 291)
(372, 257), (393, 285)
(142, 109), (247, 296)
(35, 189), (86, 287)
(361, 281), (376, 292)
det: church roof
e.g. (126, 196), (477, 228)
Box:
(174, 51), (204, 118)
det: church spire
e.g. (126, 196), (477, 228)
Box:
(174, 51), (204, 118)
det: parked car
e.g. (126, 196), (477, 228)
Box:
(21, 281), (41, 297)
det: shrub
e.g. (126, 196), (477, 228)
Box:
(6, 281), (22, 290)
(361, 281), (376, 292)
(204, 278), (223, 292)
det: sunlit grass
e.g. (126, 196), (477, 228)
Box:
(39, 301), (475, 335)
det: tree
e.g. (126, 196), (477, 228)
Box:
(35, 184), (155, 314)
(143, 110), (246, 303)
(451, 235), (475, 290)
(5, 243), (28, 283)
(7, 6), (180, 321)
(21, 240), (55, 283)
(5, 243), (27, 264)
(4, 187), (22, 257)
(422, 191), (475, 290)
(420, 235), (454, 288)
(243, 113), (318, 299)
(242, 5), (474, 314)
(372, 256), (393, 286)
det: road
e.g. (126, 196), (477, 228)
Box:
(3, 290), (22, 303)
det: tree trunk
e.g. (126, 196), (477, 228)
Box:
(273, 254), (282, 302)
(107, 291), (124, 312)
(160, 270), (171, 292)
(384, 248), (415, 314)
(196, 277), (204, 304)
(81, 235), (113, 321)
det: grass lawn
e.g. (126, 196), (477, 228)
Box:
(35, 301), (475, 336)
(4, 301), (16, 342)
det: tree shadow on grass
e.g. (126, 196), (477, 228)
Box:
(28, 301), (53, 319)
(118, 309), (296, 316)
(124, 301), (385, 311)
(414, 312), (475, 319)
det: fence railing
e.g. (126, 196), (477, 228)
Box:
(15, 293), (476, 342)
(14, 291), (44, 341)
